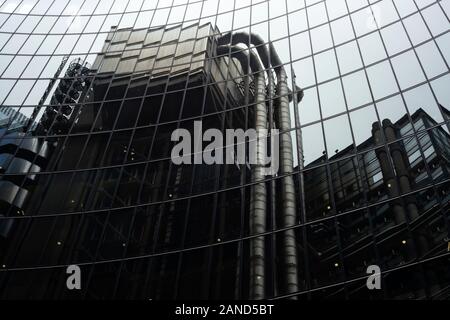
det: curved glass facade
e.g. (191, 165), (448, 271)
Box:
(0, 0), (449, 300)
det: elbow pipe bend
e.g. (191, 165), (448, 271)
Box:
(218, 33), (304, 103)
(216, 45), (262, 75)
(217, 32), (271, 71)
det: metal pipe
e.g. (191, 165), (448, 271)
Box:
(372, 122), (407, 225)
(216, 45), (267, 299)
(272, 65), (299, 296)
(267, 41), (299, 297)
(383, 120), (419, 221)
(383, 120), (432, 269)
(217, 33), (299, 297)
(218, 33), (303, 103)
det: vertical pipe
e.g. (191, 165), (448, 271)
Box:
(273, 66), (299, 296)
(383, 120), (420, 221)
(249, 71), (267, 300)
(268, 42), (299, 296)
(383, 120), (436, 294)
(372, 122), (407, 225)
(217, 33), (301, 297)
(216, 45), (267, 299)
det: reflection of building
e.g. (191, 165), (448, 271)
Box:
(297, 108), (450, 299)
(0, 106), (48, 243)
(0, 23), (301, 300)
(0, 107), (30, 132)
(0, 19), (449, 301)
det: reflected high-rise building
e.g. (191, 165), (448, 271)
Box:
(0, 22), (303, 299)
(0, 0), (449, 300)
(297, 107), (450, 299)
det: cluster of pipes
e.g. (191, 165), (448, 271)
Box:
(372, 120), (419, 225)
(372, 119), (441, 295)
(216, 32), (303, 299)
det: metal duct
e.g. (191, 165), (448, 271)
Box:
(216, 44), (267, 299)
(217, 33), (300, 297)
(382, 120), (433, 290)
(382, 120), (419, 221)
(383, 120), (431, 261)
(269, 55), (299, 296)
(217, 33), (303, 103)
(372, 122), (407, 225)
